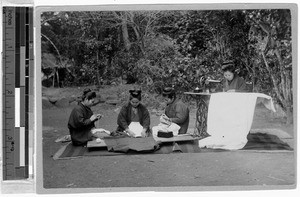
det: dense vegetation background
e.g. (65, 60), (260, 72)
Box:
(40, 9), (293, 124)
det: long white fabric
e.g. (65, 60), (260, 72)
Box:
(198, 92), (276, 150)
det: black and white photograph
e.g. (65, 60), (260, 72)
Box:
(35, 3), (297, 194)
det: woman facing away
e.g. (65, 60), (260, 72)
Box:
(68, 88), (103, 146)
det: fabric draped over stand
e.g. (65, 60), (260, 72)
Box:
(198, 92), (276, 150)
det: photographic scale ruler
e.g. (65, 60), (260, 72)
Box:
(2, 7), (34, 180)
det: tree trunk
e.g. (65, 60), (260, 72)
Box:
(41, 33), (75, 79)
(121, 16), (131, 51)
(127, 12), (145, 56)
(274, 48), (293, 124)
(56, 70), (60, 88)
(286, 106), (293, 124)
(132, 25), (145, 55)
(261, 52), (284, 102)
(96, 50), (100, 86)
(262, 51), (293, 124)
(249, 65), (256, 92)
(52, 68), (57, 87)
(52, 74), (55, 87)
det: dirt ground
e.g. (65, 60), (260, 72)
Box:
(41, 87), (295, 192)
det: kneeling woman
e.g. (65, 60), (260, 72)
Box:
(68, 89), (102, 146)
(114, 89), (151, 137)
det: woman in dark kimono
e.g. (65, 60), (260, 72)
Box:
(221, 61), (247, 92)
(113, 89), (151, 137)
(161, 87), (190, 135)
(68, 88), (102, 146)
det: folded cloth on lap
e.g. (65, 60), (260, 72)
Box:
(128, 122), (143, 137)
(152, 114), (181, 137)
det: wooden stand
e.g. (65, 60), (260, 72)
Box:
(184, 92), (211, 138)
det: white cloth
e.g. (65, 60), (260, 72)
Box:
(198, 92), (276, 150)
(91, 128), (111, 135)
(91, 128), (111, 138)
(152, 114), (181, 136)
(128, 122), (143, 137)
(152, 123), (181, 136)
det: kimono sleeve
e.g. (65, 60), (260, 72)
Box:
(117, 105), (129, 130)
(169, 102), (189, 124)
(72, 108), (93, 128)
(141, 106), (150, 128)
(236, 77), (247, 92)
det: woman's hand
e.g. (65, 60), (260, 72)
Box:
(125, 128), (136, 137)
(90, 114), (103, 122)
(90, 114), (98, 122)
(141, 128), (147, 137)
(96, 114), (103, 120)
(162, 115), (172, 125)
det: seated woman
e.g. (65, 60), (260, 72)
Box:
(113, 88), (151, 137)
(68, 88), (103, 146)
(161, 87), (190, 135)
(221, 61), (247, 92)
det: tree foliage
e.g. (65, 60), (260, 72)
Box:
(246, 9), (293, 123)
(41, 9), (294, 123)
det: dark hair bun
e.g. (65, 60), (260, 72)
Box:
(83, 88), (92, 96)
(222, 60), (236, 73)
(129, 89), (142, 101)
(129, 90), (141, 97)
(82, 88), (93, 101)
